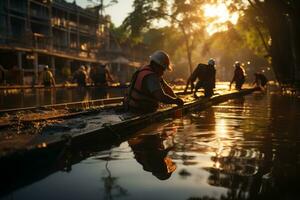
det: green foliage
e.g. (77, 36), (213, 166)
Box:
(122, 0), (208, 74)
(122, 0), (168, 38)
(109, 23), (129, 44)
(230, 0), (300, 86)
(235, 6), (270, 57)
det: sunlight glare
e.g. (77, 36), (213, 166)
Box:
(215, 118), (228, 139)
(203, 3), (239, 35)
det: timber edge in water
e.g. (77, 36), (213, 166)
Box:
(0, 87), (266, 197)
(0, 88), (259, 160)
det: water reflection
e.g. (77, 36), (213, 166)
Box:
(0, 87), (124, 110)
(1, 92), (300, 200)
(128, 129), (177, 180)
(100, 151), (129, 200)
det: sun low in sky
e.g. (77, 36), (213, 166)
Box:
(203, 3), (239, 35)
(69, 0), (238, 36)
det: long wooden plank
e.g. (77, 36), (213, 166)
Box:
(0, 84), (128, 90)
(0, 88), (259, 160)
(0, 97), (124, 114)
(0, 92), (192, 127)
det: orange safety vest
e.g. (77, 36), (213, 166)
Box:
(127, 65), (159, 112)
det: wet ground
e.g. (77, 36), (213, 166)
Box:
(0, 87), (125, 110)
(1, 88), (300, 200)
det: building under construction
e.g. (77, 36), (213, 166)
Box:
(0, 0), (138, 85)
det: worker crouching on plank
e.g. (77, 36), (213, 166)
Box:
(184, 58), (216, 98)
(124, 50), (184, 113)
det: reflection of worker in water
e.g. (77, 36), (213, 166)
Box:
(128, 133), (176, 180)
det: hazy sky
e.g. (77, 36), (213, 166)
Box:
(67, 0), (134, 26)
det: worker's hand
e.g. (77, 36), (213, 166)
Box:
(175, 97), (184, 107)
(184, 88), (187, 93)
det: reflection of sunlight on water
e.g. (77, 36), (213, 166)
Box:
(215, 118), (227, 139)
(83, 91), (91, 102)
(8, 93), (300, 200)
(214, 118), (230, 161)
(215, 82), (230, 90)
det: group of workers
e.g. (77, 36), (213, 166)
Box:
(125, 50), (268, 114)
(228, 61), (268, 90)
(41, 64), (114, 88)
(40, 50), (268, 114)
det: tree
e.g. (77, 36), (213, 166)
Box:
(231, 0), (300, 89)
(123, 0), (207, 75)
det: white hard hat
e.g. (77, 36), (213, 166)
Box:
(149, 50), (171, 70)
(80, 65), (85, 70)
(44, 65), (49, 70)
(208, 58), (215, 66)
(235, 61), (240, 67)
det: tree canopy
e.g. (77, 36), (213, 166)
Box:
(111, 0), (299, 88)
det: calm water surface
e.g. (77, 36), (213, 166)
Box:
(1, 91), (300, 200)
(0, 87), (125, 110)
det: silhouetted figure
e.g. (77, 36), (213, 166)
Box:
(184, 58), (216, 97)
(41, 65), (55, 87)
(73, 66), (87, 87)
(0, 65), (7, 85)
(128, 133), (176, 180)
(253, 72), (268, 89)
(90, 64), (114, 86)
(229, 61), (246, 90)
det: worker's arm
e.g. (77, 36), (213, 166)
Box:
(161, 79), (177, 98)
(105, 68), (114, 82)
(51, 74), (56, 86)
(146, 74), (183, 106)
(229, 72), (236, 89)
(184, 76), (196, 93)
(184, 76), (191, 92)
(152, 89), (183, 106)
(184, 67), (198, 92)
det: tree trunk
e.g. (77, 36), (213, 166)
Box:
(290, 0), (300, 89)
(179, 24), (193, 75)
(264, 0), (295, 87)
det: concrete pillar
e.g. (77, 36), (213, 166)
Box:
(33, 52), (38, 85)
(17, 52), (23, 69)
(50, 56), (55, 76)
(17, 52), (24, 85)
(7, 0), (11, 36)
(67, 12), (70, 47)
(48, 2), (53, 50)
(76, 10), (80, 50)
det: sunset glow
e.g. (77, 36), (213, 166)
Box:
(203, 3), (239, 35)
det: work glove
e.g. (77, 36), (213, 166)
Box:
(175, 97), (184, 106)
